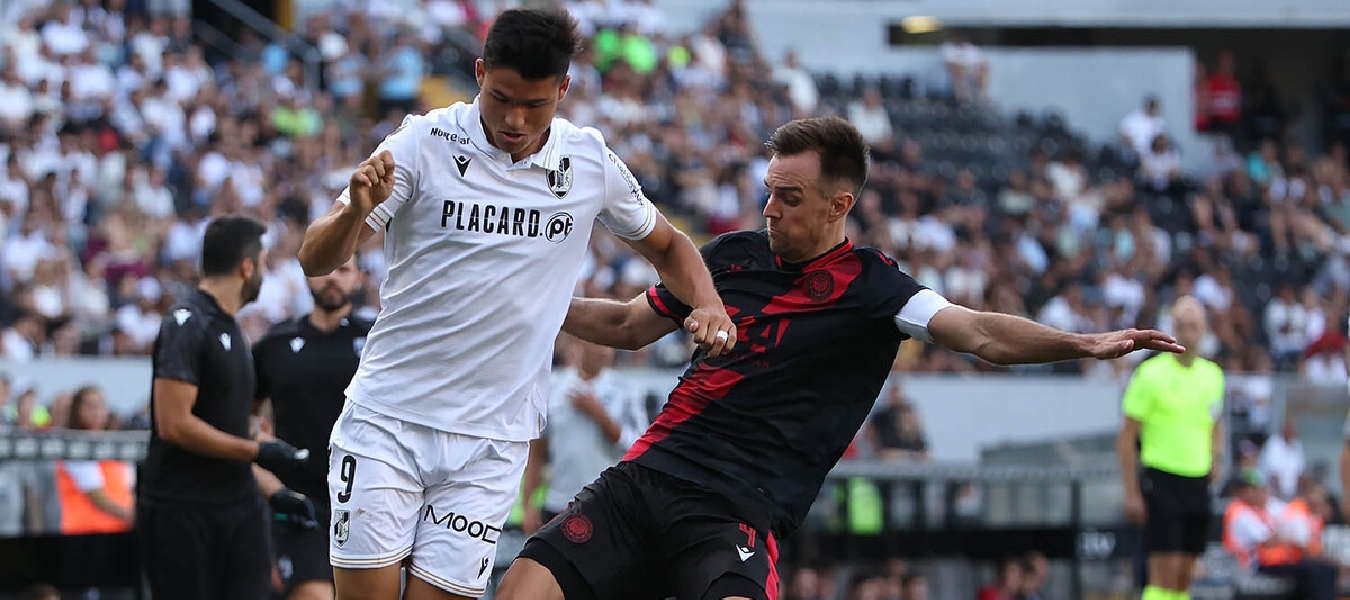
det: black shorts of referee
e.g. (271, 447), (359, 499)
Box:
(1140, 467), (1211, 555)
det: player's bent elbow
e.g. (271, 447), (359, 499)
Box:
(155, 419), (183, 445)
(296, 246), (334, 277)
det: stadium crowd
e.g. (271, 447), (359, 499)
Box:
(3, 0), (1350, 597)
(2, 0), (1349, 384)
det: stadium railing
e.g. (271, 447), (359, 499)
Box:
(0, 430), (1141, 598)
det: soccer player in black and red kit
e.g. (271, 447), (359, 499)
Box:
(496, 117), (1185, 600)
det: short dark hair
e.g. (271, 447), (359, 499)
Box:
(483, 9), (583, 80)
(766, 117), (870, 196)
(200, 215), (266, 277)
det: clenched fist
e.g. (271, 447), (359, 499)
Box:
(347, 150), (397, 215)
(684, 304), (737, 358)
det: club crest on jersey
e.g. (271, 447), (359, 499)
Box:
(173, 308), (191, 325)
(219, 333), (232, 351)
(333, 510), (350, 546)
(353, 337), (366, 356)
(547, 156), (573, 199)
(290, 337), (305, 353)
(561, 512), (592, 543)
(805, 271), (834, 301)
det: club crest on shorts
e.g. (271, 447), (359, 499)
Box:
(547, 156), (573, 199)
(561, 512), (592, 543)
(333, 509), (350, 547)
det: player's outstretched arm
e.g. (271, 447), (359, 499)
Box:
(562, 294), (679, 351)
(927, 305), (1184, 365)
(621, 214), (737, 356)
(298, 151), (396, 276)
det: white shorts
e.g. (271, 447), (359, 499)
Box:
(327, 403), (528, 596)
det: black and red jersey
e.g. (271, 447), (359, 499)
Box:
(629, 230), (927, 538)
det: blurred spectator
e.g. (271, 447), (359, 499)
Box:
(1204, 50), (1242, 140)
(1301, 313), (1348, 383)
(1139, 134), (1183, 193)
(848, 87), (893, 147)
(867, 385), (929, 462)
(1119, 95), (1166, 157)
(55, 385), (133, 534)
(1260, 420), (1305, 501)
(522, 338), (648, 535)
(1020, 552), (1049, 600)
(786, 565), (825, 600)
(774, 49), (817, 116)
(900, 573), (927, 600)
(845, 570), (885, 600)
(940, 31), (988, 104)
(1265, 283), (1310, 369)
(975, 556), (1023, 600)
(1223, 470), (1337, 600)
(55, 385), (137, 592)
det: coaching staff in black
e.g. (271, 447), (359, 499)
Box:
(252, 254), (370, 600)
(137, 215), (315, 599)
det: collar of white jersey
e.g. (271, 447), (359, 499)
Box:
(463, 96), (567, 171)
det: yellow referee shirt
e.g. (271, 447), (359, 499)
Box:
(1122, 353), (1225, 478)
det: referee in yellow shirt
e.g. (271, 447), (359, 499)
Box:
(1117, 296), (1224, 600)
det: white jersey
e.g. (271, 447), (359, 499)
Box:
(342, 99), (659, 441)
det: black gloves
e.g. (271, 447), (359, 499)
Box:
(255, 439), (309, 473)
(269, 488), (318, 530)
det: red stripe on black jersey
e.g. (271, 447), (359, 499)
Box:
(623, 364), (744, 461)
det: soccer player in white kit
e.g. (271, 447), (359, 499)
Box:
(297, 9), (736, 600)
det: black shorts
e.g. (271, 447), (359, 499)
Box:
(137, 497), (271, 600)
(519, 462), (779, 600)
(1141, 467), (1211, 555)
(274, 517), (333, 592)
